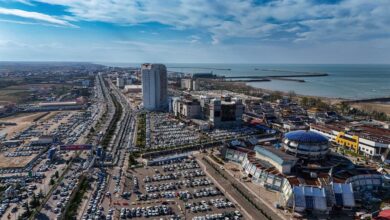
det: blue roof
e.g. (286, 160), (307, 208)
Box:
(284, 130), (328, 143)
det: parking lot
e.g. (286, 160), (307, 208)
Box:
(206, 127), (259, 141)
(0, 110), (88, 170)
(0, 107), (96, 218)
(95, 156), (243, 220)
(150, 113), (201, 150)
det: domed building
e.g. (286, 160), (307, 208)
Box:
(282, 130), (329, 161)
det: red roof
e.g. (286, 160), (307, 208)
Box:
(377, 210), (390, 220)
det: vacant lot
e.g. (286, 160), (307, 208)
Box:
(0, 89), (30, 103)
(0, 83), (72, 104)
(0, 152), (37, 169)
(0, 112), (48, 138)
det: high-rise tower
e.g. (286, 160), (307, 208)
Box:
(141, 63), (168, 111)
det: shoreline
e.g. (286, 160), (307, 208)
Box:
(212, 80), (390, 115)
(242, 82), (390, 104)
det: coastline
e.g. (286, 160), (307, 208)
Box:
(214, 80), (390, 115)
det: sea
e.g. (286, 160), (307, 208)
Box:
(101, 63), (390, 100)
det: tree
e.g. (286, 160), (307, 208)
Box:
(339, 102), (350, 114)
(300, 97), (309, 107)
(288, 90), (296, 99)
(38, 190), (44, 199)
(49, 178), (55, 185)
(29, 194), (40, 208)
(54, 171), (59, 179)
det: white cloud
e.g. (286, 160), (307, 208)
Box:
(24, 0), (389, 44)
(0, 7), (77, 27)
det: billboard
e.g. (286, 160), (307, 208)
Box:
(60, 144), (93, 151)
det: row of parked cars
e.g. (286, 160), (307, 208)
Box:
(83, 173), (107, 220)
(144, 175), (211, 192)
(144, 173), (179, 182)
(119, 205), (173, 219)
(192, 211), (242, 220)
(207, 127), (257, 140)
(193, 187), (223, 198)
(150, 113), (200, 149)
(162, 160), (200, 172)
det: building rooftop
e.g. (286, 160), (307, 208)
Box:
(284, 130), (328, 144)
(311, 122), (390, 144)
(254, 145), (297, 165)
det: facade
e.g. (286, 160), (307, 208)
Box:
(124, 85), (142, 93)
(310, 123), (390, 157)
(30, 135), (54, 146)
(253, 145), (297, 175)
(201, 96), (244, 128)
(180, 78), (194, 91)
(335, 132), (359, 153)
(116, 76), (125, 89)
(141, 63), (168, 111)
(32, 101), (85, 111)
(172, 98), (201, 119)
(192, 79), (199, 91)
(282, 130), (330, 161)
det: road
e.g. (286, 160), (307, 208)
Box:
(196, 154), (284, 220)
(78, 75), (136, 220)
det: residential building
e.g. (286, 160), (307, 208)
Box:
(141, 63), (168, 111)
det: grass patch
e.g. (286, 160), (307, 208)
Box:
(101, 92), (123, 149)
(63, 176), (90, 219)
(136, 112), (146, 148)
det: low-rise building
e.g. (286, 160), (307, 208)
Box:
(124, 84), (142, 93)
(201, 96), (244, 128)
(172, 98), (201, 119)
(181, 78), (194, 91)
(310, 122), (390, 157)
(30, 135), (54, 146)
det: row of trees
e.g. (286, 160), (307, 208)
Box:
(136, 113), (146, 148)
(101, 93), (123, 149)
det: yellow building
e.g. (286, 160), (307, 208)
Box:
(335, 132), (359, 153)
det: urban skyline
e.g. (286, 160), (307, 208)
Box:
(0, 1), (389, 219)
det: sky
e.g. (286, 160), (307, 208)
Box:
(0, 0), (389, 64)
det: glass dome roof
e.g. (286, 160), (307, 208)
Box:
(284, 130), (328, 144)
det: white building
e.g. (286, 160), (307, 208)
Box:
(181, 78), (193, 91)
(310, 123), (390, 157)
(172, 98), (201, 119)
(141, 63), (168, 111)
(116, 77), (125, 89)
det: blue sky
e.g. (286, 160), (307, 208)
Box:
(0, 0), (389, 63)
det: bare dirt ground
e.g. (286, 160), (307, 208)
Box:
(0, 153), (37, 168)
(351, 102), (390, 116)
(0, 112), (47, 138)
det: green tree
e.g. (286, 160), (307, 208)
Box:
(29, 194), (40, 208)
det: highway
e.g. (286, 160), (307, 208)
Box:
(77, 74), (137, 220)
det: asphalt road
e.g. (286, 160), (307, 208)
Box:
(197, 155), (283, 220)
